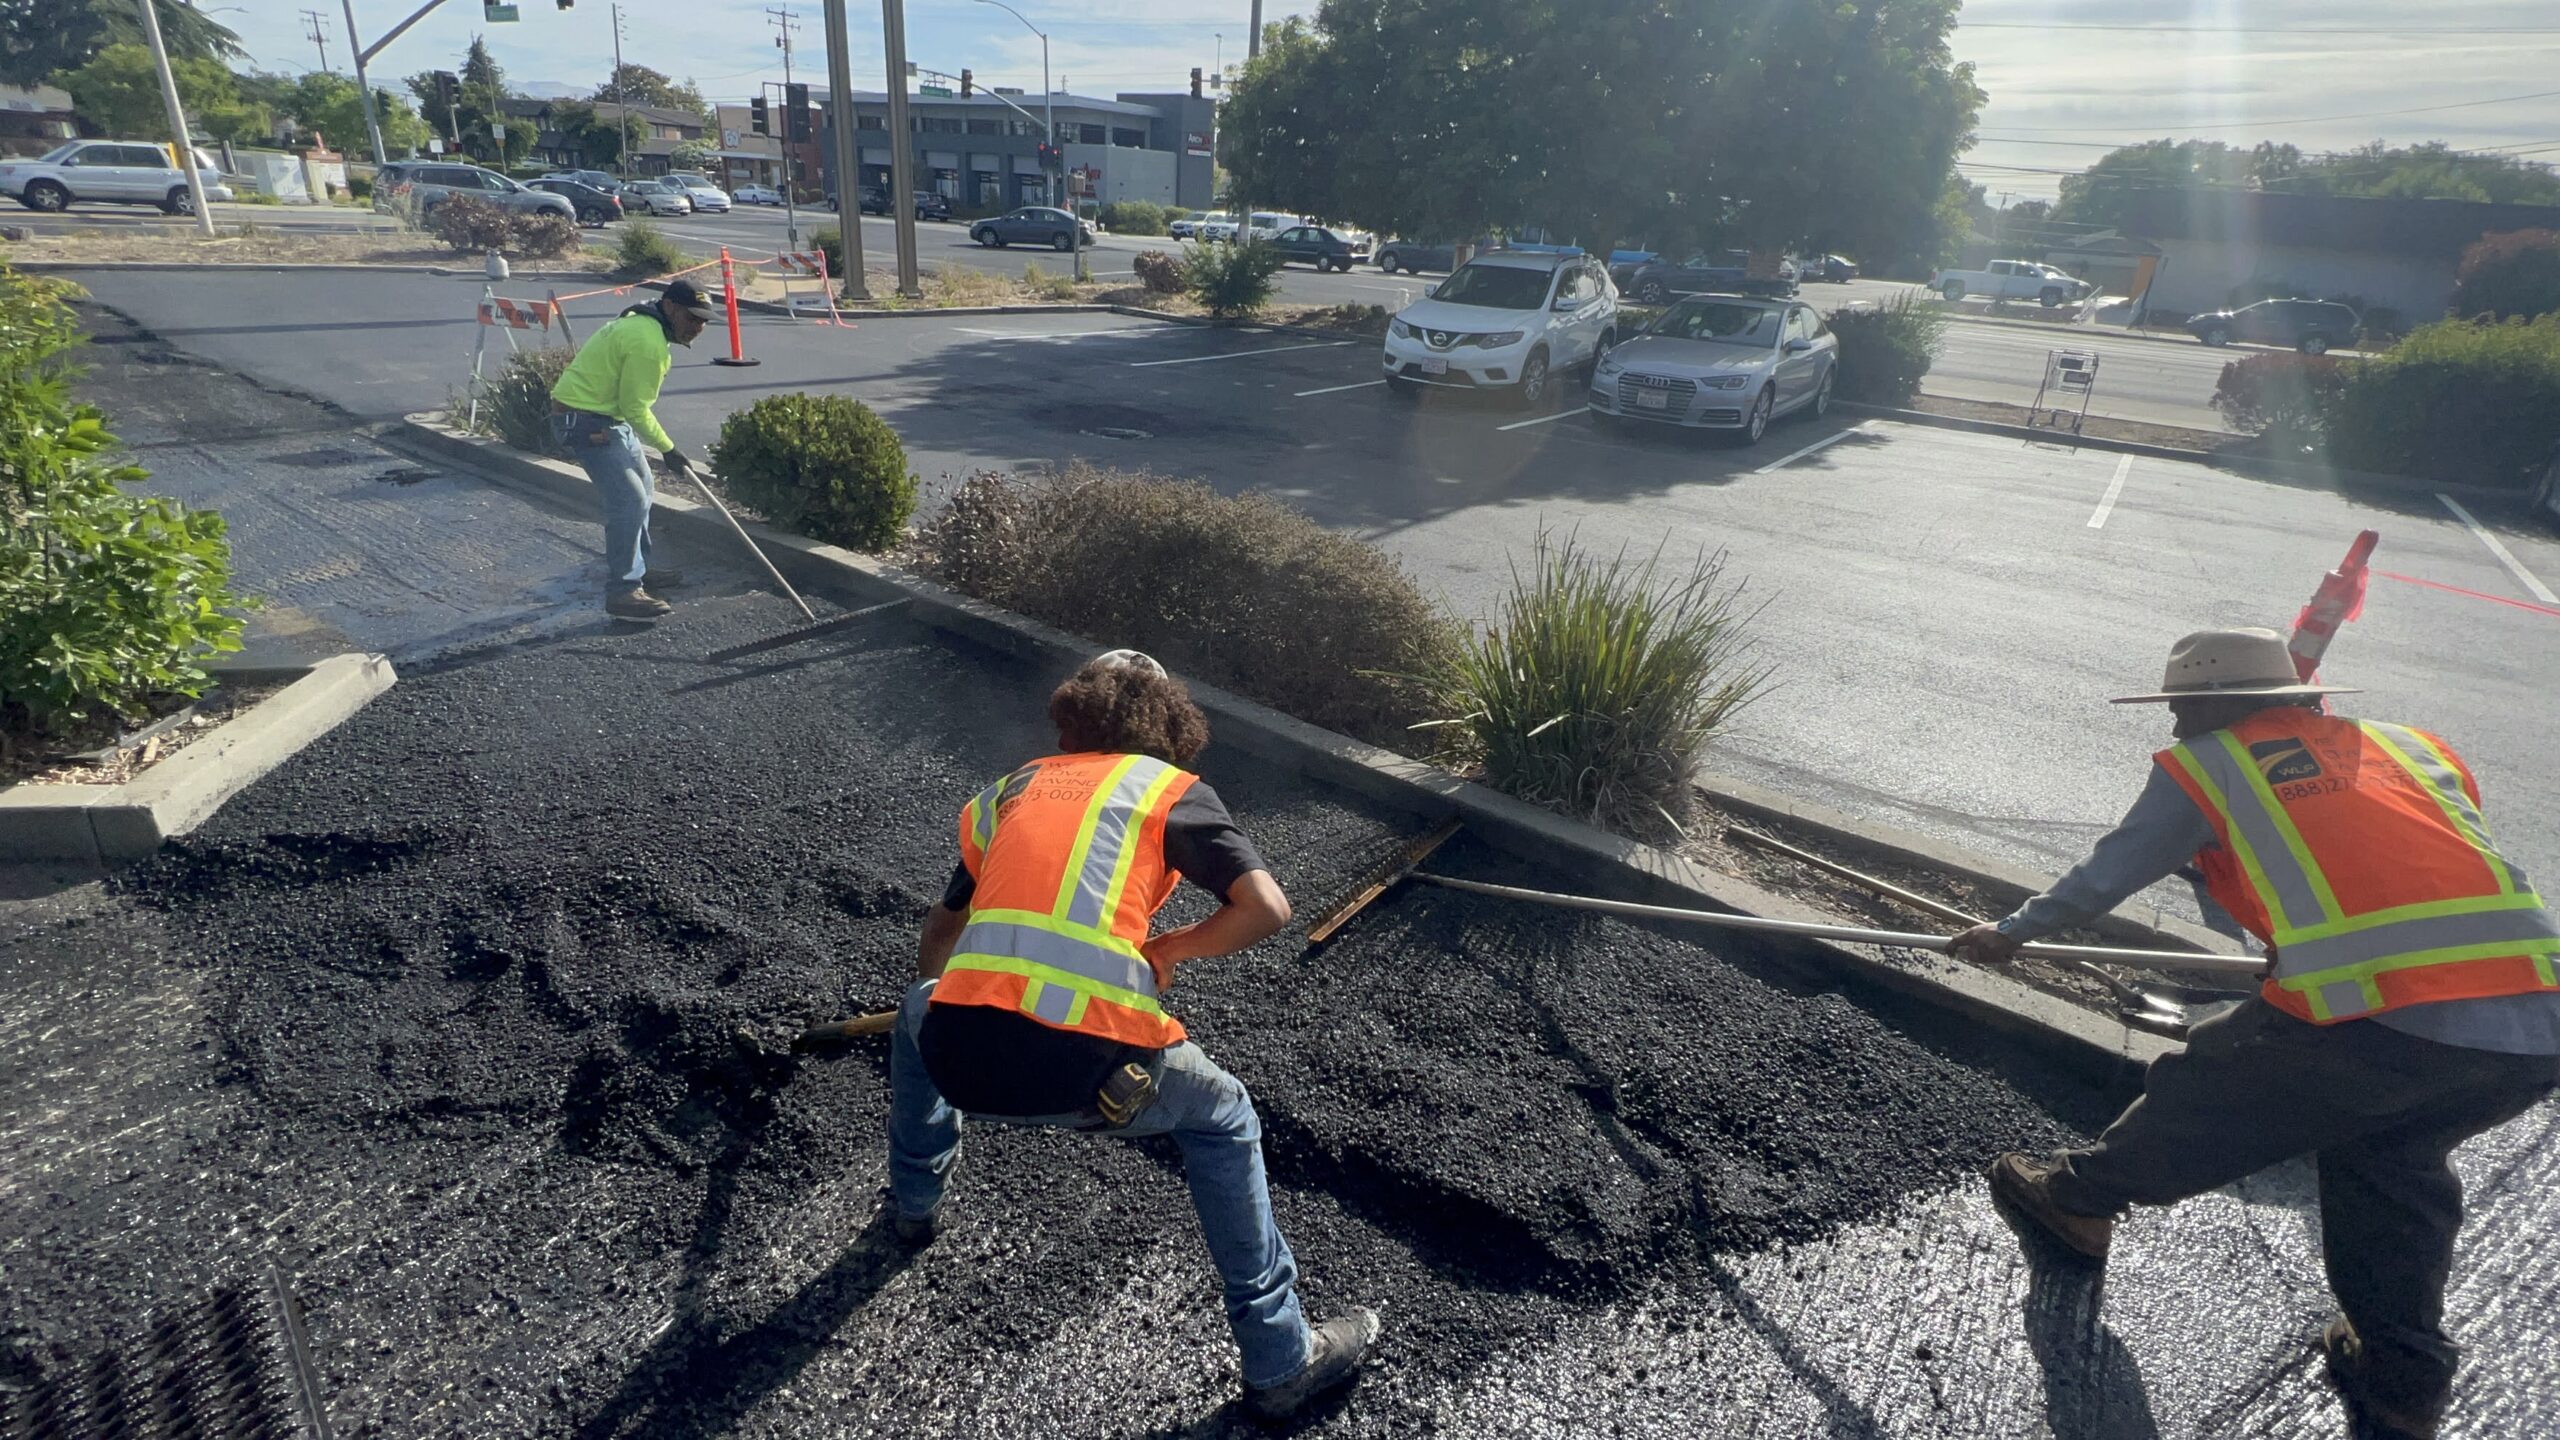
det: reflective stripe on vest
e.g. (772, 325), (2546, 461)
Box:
(2165, 719), (2560, 1022)
(942, 754), (1187, 1040)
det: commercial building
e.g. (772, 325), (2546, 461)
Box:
(814, 88), (1216, 212)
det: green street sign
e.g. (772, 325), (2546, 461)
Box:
(918, 85), (953, 98)
(484, 3), (520, 20)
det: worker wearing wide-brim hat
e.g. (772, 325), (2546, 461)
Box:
(1954, 628), (2560, 1440)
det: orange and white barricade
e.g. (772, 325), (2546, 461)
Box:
(465, 286), (570, 428)
(769, 249), (852, 327)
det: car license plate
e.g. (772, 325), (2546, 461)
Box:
(1420, 358), (1448, 376)
(1635, 389), (1669, 410)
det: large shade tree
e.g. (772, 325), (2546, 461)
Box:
(56, 41), (262, 142)
(0, 0), (243, 89)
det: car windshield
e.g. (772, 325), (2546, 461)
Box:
(1432, 265), (1554, 309)
(35, 141), (80, 163)
(1647, 300), (1781, 345)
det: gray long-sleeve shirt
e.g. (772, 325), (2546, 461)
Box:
(1998, 763), (2560, 1055)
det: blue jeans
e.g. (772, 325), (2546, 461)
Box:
(887, 978), (1312, 1387)
(553, 409), (652, 588)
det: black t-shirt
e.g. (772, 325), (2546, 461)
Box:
(918, 778), (1266, 1117)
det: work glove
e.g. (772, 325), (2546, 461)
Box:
(663, 449), (697, 477)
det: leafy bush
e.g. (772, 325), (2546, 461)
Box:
(429, 193), (580, 258)
(913, 466), (1454, 747)
(477, 346), (574, 455)
(237, 191), (281, 206)
(709, 393), (916, 550)
(811, 226), (843, 285)
(2211, 352), (2347, 441)
(1019, 262), (1078, 302)
(2325, 315), (2560, 489)
(1828, 293), (1943, 405)
(1183, 239), (1287, 321)
(1099, 201), (1169, 236)
(614, 220), (694, 279)
(506, 211), (581, 260)
(1132, 250), (1184, 295)
(0, 265), (246, 740)
(2453, 230), (2560, 321)
(346, 175), (373, 201)
(1420, 535), (1768, 836)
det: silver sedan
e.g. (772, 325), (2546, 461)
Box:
(1586, 295), (1839, 445)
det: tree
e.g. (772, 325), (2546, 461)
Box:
(0, 0), (244, 89)
(548, 100), (623, 168)
(2453, 231), (2560, 321)
(2054, 139), (2560, 228)
(57, 42), (259, 142)
(1220, 0), (1980, 269)
(669, 136), (718, 171)
(408, 38), (518, 165)
(595, 63), (710, 122)
(285, 72), (429, 156)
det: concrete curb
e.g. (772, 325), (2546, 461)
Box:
(391, 413), (2181, 1084)
(16, 260), (604, 278)
(0, 654), (397, 864)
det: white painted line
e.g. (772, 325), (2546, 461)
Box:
(1752, 422), (1868, 475)
(1295, 379), (1387, 397)
(1128, 340), (1354, 367)
(2087, 454), (2135, 528)
(1496, 405), (1591, 432)
(2439, 493), (2558, 604)
(951, 327), (1169, 341)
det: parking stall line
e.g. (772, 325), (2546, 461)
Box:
(1128, 341), (1354, 368)
(1295, 380), (1387, 397)
(1752, 423), (1868, 475)
(2438, 493), (2558, 604)
(2087, 454), (2135, 528)
(950, 327), (1179, 342)
(1495, 406), (1591, 432)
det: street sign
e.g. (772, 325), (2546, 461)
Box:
(483, 2), (520, 19)
(918, 85), (952, 97)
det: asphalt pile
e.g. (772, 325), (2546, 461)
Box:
(0, 596), (2114, 1436)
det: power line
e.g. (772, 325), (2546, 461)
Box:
(1976, 87), (2560, 135)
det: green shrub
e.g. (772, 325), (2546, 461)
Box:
(237, 191), (282, 206)
(913, 466), (1454, 747)
(709, 393), (916, 551)
(1019, 261), (1078, 302)
(811, 226), (842, 285)
(0, 265), (246, 739)
(1132, 250), (1183, 295)
(2324, 315), (2560, 489)
(429, 194), (579, 258)
(2211, 352), (2348, 442)
(1827, 293), (1943, 405)
(346, 175), (373, 201)
(476, 346), (574, 455)
(1183, 238), (1287, 321)
(614, 219), (694, 279)
(1099, 201), (1169, 236)
(2452, 230), (2560, 321)
(1420, 535), (1768, 836)
(505, 210), (581, 259)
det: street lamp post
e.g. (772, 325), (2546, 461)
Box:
(975, 0), (1078, 278)
(136, 0), (213, 237)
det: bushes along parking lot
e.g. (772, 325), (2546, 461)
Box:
(2211, 352), (2347, 444)
(1827, 293), (1943, 405)
(2452, 230), (2560, 321)
(429, 193), (580, 259)
(1098, 201), (1170, 236)
(1132, 250), (1184, 294)
(1183, 239), (1288, 320)
(475, 347), (574, 456)
(710, 393), (917, 551)
(614, 220), (694, 280)
(2323, 314), (2560, 489)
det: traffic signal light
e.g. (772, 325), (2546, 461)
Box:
(556, 0), (573, 8)
(960, 69), (973, 98)
(784, 81), (810, 141)
(433, 71), (459, 109)
(1037, 142), (1060, 171)
(1190, 67), (1202, 99)
(749, 95), (769, 135)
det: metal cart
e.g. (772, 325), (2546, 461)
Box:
(2029, 347), (2100, 433)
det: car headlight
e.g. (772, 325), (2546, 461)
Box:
(1594, 356), (1623, 377)
(1472, 331), (1524, 349)
(1702, 374), (1750, 390)
(1390, 319), (1414, 339)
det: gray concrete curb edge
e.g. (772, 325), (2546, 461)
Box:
(388, 412), (2179, 1084)
(0, 653), (397, 864)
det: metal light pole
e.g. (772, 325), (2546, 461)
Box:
(880, 0), (921, 296)
(137, 0), (214, 236)
(976, 0), (1076, 276)
(770, 7), (801, 247)
(820, 0), (870, 299)
(344, 0), (467, 169)
(611, 3), (634, 176)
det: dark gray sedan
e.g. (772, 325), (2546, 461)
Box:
(969, 206), (1093, 251)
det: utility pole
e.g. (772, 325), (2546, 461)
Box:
(136, 0), (214, 236)
(973, 1), (1067, 274)
(770, 7), (801, 247)
(1234, 0), (1260, 247)
(880, 0), (920, 296)
(610, 3), (633, 177)
(303, 9), (334, 72)
(819, 0), (869, 299)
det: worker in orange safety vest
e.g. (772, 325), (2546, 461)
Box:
(882, 649), (1378, 1421)
(1955, 628), (2560, 1440)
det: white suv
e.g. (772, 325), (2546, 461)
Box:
(0, 140), (233, 215)
(1382, 252), (1619, 408)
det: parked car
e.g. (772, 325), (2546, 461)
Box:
(1166, 209), (1212, 240)
(1196, 210), (1242, 241)
(1266, 224), (1371, 272)
(540, 169), (623, 194)
(2184, 298), (2362, 355)
(1811, 254), (1860, 283)
(857, 185), (890, 215)
(1244, 211), (1303, 240)
(1374, 238), (1459, 275)
(1381, 251), (1618, 409)
(1621, 250), (1799, 303)
(1929, 258), (2090, 306)
(733, 183), (784, 206)
(908, 191), (954, 222)
(0, 139), (232, 214)
(618, 177), (694, 216)
(526, 177), (624, 226)
(1586, 295), (1838, 445)
(664, 172), (731, 213)
(372, 161), (575, 222)
(970, 205), (1092, 251)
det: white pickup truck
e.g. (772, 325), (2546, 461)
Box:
(1929, 259), (2092, 307)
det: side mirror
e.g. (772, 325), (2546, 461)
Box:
(1784, 338), (1813, 353)
(1554, 296), (1583, 312)
(1426, 283), (1442, 298)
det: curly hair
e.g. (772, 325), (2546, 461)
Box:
(1049, 658), (1210, 765)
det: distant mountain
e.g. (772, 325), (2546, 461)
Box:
(516, 81), (590, 100)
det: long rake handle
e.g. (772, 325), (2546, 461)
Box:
(1411, 873), (2267, 978)
(687, 467), (817, 621)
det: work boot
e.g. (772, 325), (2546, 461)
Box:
(605, 586), (672, 619)
(1987, 1152), (2116, 1261)
(2323, 1317), (2443, 1440)
(1243, 1307), (1380, 1421)
(893, 1209), (939, 1248)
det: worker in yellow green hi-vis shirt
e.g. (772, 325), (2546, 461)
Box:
(549, 279), (715, 619)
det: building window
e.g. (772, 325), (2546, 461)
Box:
(1111, 127), (1146, 148)
(857, 114), (885, 131)
(1076, 123), (1105, 145)
(966, 119), (1001, 136)
(918, 116), (963, 134)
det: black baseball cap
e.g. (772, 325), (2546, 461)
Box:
(661, 278), (718, 322)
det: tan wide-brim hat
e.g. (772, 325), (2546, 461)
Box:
(2111, 627), (2362, 705)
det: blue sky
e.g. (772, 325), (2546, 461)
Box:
(233, 0), (2560, 200)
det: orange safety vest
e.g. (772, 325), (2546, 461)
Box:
(2157, 708), (2560, 1024)
(930, 752), (1197, 1049)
